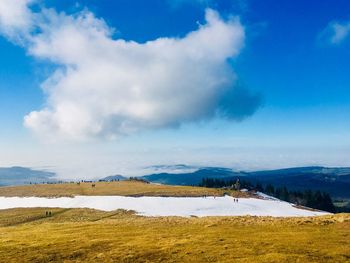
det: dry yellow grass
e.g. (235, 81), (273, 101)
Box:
(0, 182), (348, 262)
(0, 180), (248, 198)
(0, 208), (349, 263)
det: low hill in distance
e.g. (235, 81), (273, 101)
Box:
(0, 167), (56, 186)
(100, 174), (128, 181)
(142, 167), (243, 186)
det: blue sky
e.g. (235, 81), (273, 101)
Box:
(0, 0), (350, 178)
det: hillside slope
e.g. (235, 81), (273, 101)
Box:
(0, 208), (348, 262)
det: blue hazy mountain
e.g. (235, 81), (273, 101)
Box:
(100, 175), (128, 181)
(0, 167), (57, 186)
(142, 167), (246, 186)
(142, 166), (350, 198)
(248, 166), (350, 198)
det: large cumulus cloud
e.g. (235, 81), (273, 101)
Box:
(0, 1), (260, 140)
(0, 0), (34, 41)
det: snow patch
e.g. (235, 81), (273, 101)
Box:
(0, 195), (330, 217)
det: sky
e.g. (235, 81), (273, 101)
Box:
(0, 0), (350, 179)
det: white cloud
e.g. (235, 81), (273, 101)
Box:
(330, 22), (350, 44)
(322, 20), (350, 45)
(0, 2), (258, 140)
(0, 0), (34, 42)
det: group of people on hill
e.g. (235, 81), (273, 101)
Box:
(45, 211), (52, 217)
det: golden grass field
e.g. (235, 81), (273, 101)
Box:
(0, 180), (249, 198)
(0, 181), (349, 262)
(0, 208), (349, 263)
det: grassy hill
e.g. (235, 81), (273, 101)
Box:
(0, 208), (348, 262)
(0, 180), (247, 198)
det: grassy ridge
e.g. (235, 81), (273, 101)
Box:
(0, 181), (248, 198)
(0, 208), (349, 262)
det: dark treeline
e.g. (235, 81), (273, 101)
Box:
(199, 178), (336, 213)
(199, 178), (255, 189)
(129, 177), (150, 184)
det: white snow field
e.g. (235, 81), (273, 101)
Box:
(0, 195), (330, 217)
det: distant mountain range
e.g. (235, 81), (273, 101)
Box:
(0, 167), (57, 186)
(0, 165), (349, 199)
(142, 167), (242, 186)
(142, 166), (350, 199)
(100, 175), (127, 181)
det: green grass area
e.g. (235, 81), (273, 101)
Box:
(0, 208), (349, 262)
